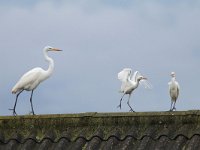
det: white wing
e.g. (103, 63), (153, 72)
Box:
(176, 81), (180, 97)
(131, 71), (140, 82)
(168, 80), (180, 100)
(118, 68), (132, 82)
(176, 81), (180, 89)
(12, 67), (44, 93)
(118, 68), (132, 92)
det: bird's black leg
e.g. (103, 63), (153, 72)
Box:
(169, 101), (173, 111)
(172, 101), (176, 111)
(117, 93), (125, 109)
(127, 94), (134, 112)
(30, 90), (35, 115)
(9, 90), (24, 116)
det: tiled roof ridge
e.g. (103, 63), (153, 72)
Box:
(1, 133), (199, 144)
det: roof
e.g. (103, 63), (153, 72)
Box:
(1, 110), (200, 150)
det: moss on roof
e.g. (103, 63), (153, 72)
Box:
(1, 110), (200, 142)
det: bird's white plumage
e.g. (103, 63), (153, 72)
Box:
(118, 68), (132, 93)
(168, 72), (180, 111)
(118, 68), (131, 82)
(168, 80), (180, 101)
(10, 46), (62, 115)
(12, 46), (61, 94)
(118, 68), (151, 93)
(130, 71), (139, 82)
(117, 68), (151, 111)
(12, 67), (47, 93)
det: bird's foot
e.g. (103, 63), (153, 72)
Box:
(29, 111), (35, 115)
(129, 109), (135, 112)
(9, 108), (17, 116)
(168, 108), (176, 112)
(172, 107), (176, 111)
(117, 104), (122, 109)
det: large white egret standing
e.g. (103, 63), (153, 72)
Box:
(10, 46), (62, 115)
(168, 72), (180, 111)
(117, 68), (152, 112)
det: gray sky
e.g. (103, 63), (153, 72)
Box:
(0, 0), (200, 115)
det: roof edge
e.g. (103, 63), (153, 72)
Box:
(1, 110), (200, 119)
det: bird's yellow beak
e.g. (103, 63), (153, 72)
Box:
(51, 48), (62, 51)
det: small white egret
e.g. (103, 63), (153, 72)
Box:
(117, 68), (151, 112)
(10, 46), (62, 115)
(168, 72), (180, 111)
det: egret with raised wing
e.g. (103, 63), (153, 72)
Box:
(10, 46), (62, 115)
(117, 68), (152, 112)
(168, 72), (180, 111)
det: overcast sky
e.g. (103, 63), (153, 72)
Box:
(0, 0), (200, 116)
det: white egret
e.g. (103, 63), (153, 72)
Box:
(117, 68), (151, 112)
(168, 72), (180, 111)
(10, 46), (62, 115)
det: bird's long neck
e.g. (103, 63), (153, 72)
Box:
(171, 76), (176, 82)
(43, 50), (54, 78)
(135, 77), (140, 87)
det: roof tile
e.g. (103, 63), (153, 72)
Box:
(1, 111), (200, 149)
